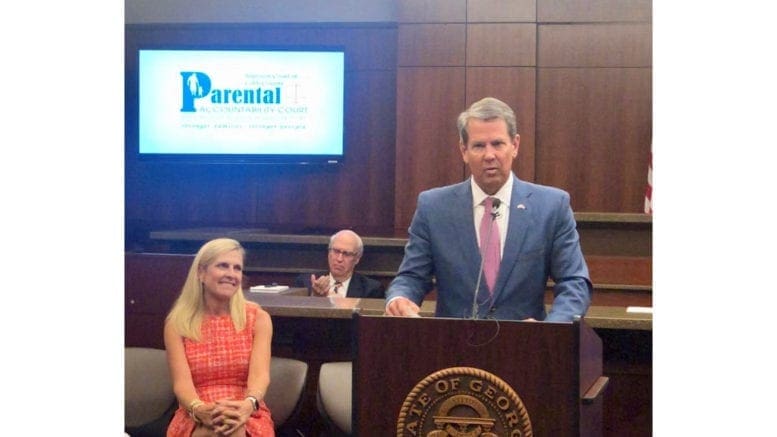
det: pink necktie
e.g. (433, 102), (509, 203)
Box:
(479, 197), (501, 293)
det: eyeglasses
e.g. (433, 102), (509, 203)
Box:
(329, 248), (358, 259)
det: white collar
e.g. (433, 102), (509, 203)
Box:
(470, 173), (513, 208)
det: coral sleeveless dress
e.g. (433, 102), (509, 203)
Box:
(167, 303), (275, 436)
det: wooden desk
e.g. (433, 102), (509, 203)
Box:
(245, 293), (652, 330)
(244, 294), (652, 436)
(245, 294), (436, 318)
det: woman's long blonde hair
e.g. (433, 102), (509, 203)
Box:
(166, 238), (248, 341)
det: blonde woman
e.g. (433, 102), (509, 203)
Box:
(165, 238), (274, 436)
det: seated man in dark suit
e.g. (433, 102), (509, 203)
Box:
(295, 229), (385, 299)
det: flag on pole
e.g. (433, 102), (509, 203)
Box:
(644, 152), (652, 214)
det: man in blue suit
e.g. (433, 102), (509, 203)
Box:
(386, 97), (591, 322)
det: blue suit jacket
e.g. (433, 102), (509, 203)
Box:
(387, 176), (592, 322)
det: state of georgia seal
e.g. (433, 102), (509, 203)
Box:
(396, 367), (532, 437)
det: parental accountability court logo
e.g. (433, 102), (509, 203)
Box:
(397, 367), (533, 437)
(180, 72), (282, 112)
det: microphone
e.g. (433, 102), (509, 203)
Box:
(470, 198), (501, 320)
(490, 198), (502, 217)
(491, 197), (502, 219)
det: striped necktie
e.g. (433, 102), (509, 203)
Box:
(332, 281), (343, 297)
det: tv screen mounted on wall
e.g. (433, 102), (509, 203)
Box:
(132, 46), (346, 164)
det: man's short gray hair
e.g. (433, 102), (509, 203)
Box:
(457, 97), (518, 145)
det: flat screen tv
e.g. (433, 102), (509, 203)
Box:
(132, 46), (346, 164)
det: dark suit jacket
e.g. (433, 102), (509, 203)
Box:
(294, 271), (385, 299)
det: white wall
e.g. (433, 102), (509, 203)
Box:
(125, 0), (397, 24)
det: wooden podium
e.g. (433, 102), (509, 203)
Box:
(353, 314), (608, 436)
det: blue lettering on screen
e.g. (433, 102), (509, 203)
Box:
(180, 72), (281, 112)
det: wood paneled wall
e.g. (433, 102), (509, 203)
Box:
(125, 0), (651, 246)
(394, 0), (652, 230)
